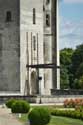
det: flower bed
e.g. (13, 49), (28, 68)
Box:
(64, 98), (83, 109)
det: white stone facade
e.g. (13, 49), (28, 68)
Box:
(0, 0), (60, 96)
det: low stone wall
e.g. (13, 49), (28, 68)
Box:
(0, 95), (37, 104)
(51, 89), (83, 95)
(0, 94), (83, 104)
(36, 95), (83, 104)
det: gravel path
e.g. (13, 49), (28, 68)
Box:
(0, 106), (24, 125)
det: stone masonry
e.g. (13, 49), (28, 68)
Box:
(0, 0), (60, 96)
(0, 0), (20, 95)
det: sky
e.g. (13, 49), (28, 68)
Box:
(59, 0), (83, 49)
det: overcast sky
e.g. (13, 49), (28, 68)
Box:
(59, 0), (83, 49)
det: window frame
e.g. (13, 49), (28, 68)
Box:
(46, 14), (50, 27)
(33, 8), (36, 24)
(6, 11), (12, 22)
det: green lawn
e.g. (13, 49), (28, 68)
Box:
(49, 116), (83, 125)
(19, 115), (83, 125)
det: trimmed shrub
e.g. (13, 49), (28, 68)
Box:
(28, 107), (51, 125)
(51, 109), (83, 120)
(11, 100), (30, 113)
(81, 113), (83, 120)
(6, 99), (17, 108)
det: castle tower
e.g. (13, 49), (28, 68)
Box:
(0, 0), (60, 96)
(43, 0), (60, 95)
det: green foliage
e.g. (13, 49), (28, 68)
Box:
(72, 44), (83, 75)
(76, 63), (83, 78)
(20, 115), (83, 125)
(71, 78), (83, 89)
(73, 78), (80, 89)
(51, 109), (83, 120)
(71, 44), (83, 88)
(60, 65), (70, 89)
(51, 98), (83, 120)
(28, 107), (51, 125)
(50, 116), (83, 125)
(60, 48), (74, 89)
(77, 76), (83, 89)
(11, 100), (30, 113)
(60, 44), (83, 89)
(6, 99), (17, 108)
(60, 48), (74, 66)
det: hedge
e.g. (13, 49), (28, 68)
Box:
(6, 99), (17, 108)
(51, 109), (83, 120)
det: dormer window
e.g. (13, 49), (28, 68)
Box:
(6, 11), (12, 22)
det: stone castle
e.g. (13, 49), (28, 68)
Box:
(0, 0), (60, 96)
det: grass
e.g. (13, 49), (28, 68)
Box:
(31, 105), (74, 112)
(19, 114), (83, 125)
(19, 113), (28, 122)
(31, 105), (64, 109)
(19, 105), (82, 125)
(49, 116), (83, 125)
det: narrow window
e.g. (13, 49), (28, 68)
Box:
(46, 0), (50, 5)
(33, 36), (36, 51)
(0, 34), (2, 52)
(46, 14), (50, 27)
(6, 11), (12, 22)
(43, 5), (45, 11)
(33, 8), (36, 24)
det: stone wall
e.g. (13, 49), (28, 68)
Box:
(51, 89), (83, 95)
(0, 0), (20, 94)
(43, 0), (58, 95)
(0, 95), (83, 104)
(20, 0), (44, 95)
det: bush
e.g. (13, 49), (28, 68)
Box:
(28, 107), (51, 125)
(51, 109), (83, 120)
(11, 100), (30, 113)
(64, 98), (83, 108)
(6, 99), (17, 108)
(64, 99), (75, 108)
(81, 113), (83, 120)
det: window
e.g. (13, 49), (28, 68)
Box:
(46, 14), (50, 27)
(33, 8), (36, 24)
(33, 36), (36, 50)
(43, 5), (45, 12)
(6, 11), (12, 22)
(46, 0), (50, 5)
(0, 34), (2, 52)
